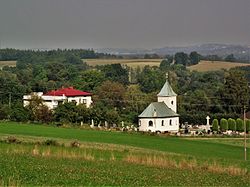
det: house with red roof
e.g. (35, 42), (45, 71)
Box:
(23, 87), (92, 109)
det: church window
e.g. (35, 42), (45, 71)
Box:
(170, 119), (172, 125)
(148, 121), (153, 127)
(161, 120), (164, 126)
(171, 101), (174, 105)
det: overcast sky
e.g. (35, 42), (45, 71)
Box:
(0, 0), (249, 49)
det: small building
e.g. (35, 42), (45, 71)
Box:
(138, 75), (179, 133)
(23, 87), (92, 110)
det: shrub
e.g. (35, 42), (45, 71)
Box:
(228, 118), (236, 131)
(220, 118), (228, 132)
(246, 120), (250, 133)
(212, 119), (219, 132)
(43, 139), (59, 146)
(6, 136), (21, 144)
(70, 140), (81, 148)
(236, 118), (244, 132)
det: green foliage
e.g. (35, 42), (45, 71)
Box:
(53, 102), (79, 124)
(212, 119), (219, 132)
(94, 80), (126, 109)
(25, 94), (52, 123)
(159, 55), (173, 71)
(189, 51), (200, 65)
(222, 69), (249, 113)
(236, 118), (244, 132)
(174, 52), (189, 66)
(220, 118), (228, 132)
(0, 105), (9, 120)
(98, 64), (129, 85)
(137, 66), (165, 93)
(225, 54), (236, 62)
(10, 104), (30, 122)
(74, 69), (105, 92)
(228, 118), (236, 131)
(246, 120), (250, 132)
(105, 109), (120, 125)
(179, 113), (207, 125)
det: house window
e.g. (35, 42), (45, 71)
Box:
(171, 101), (174, 105)
(170, 119), (172, 126)
(83, 99), (87, 104)
(161, 120), (164, 126)
(148, 121), (153, 127)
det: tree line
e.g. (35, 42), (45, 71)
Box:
(0, 49), (249, 126)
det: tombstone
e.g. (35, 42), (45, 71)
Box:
(104, 121), (108, 128)
(206, 116), (210, 126)
(80, 121), (83, 126)
(98, 121), (102, 128)
(90, 119), (94, 128)
(121, 121), (124, 127)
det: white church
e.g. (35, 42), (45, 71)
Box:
(138, 74), (179, 133)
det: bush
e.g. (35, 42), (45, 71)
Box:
(212, 119), (219, 132)
(70, 140), (81, 148)
(246, 120), (250, 133)
(228, 118), (236, 131)
(220, 118), (228, 132)
(10, 105), (30, 122)
(6, 136), (21, 144)
(236, 118), (244, 132)
(43, 139), (59, 146)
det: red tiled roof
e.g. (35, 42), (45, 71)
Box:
(44, 87), (92, 97)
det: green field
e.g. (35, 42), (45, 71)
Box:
(0, 122), (249, 186)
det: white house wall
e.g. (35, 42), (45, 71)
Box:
(23, 93), (92, 110)
(139, 117), (179, 132)
(67, 96), (92, 108)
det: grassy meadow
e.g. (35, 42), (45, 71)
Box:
(0, 122), (249, 186)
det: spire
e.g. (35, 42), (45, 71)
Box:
(157, 73), (177, 97)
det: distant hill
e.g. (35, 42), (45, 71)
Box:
(96, 44), (250, 59)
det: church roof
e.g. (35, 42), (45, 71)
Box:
(138, 102), (179, 118)
(157, 80), (177, 97)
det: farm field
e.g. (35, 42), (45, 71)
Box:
(84, 58), (162, 68)
(0, 61), (16, 69)
(0, 122), (249, 186)
(188, 60), (250, 72)
(0, 59), (249, 72)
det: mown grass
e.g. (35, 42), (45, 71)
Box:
(0, 122), (249, 161)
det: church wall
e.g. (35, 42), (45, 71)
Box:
(157, 96), (177, 113)
(139, 117), (179, 132)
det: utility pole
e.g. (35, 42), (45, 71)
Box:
(244, 106), (247, 161)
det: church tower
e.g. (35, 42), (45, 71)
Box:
(157, 73), (177, 113)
